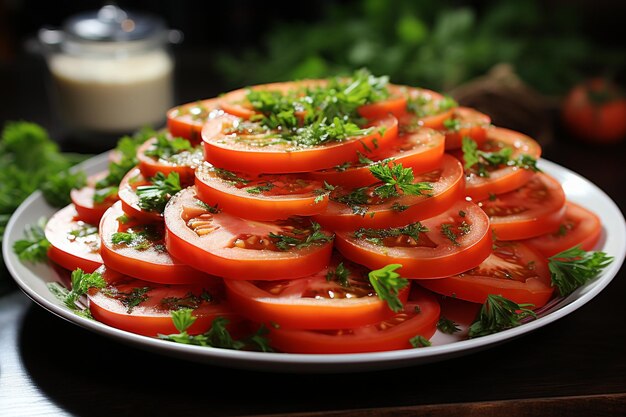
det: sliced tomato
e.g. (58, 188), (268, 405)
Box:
(194, 163), (328, 221)
(202, 113), (398, 174)
(218, 80), (326, 120)
(478, 173), (566, 241)
(334, 200), (492, 279)
(307, 128), (445, 187)
(70, 171), (119, 225)
(439, 107), (491, 150)
(419, 240), (554, 308)
(357, 93), (407, 119)
(99, 201), (212, 285)
(394, 85), (457, 129)
(136, 135), (204, 185)
(45, 204), (102, 272)
(523, 201), (602, 257)
(315, 154), (464, 231)
(117, 167), (164, 222)
(166, 98), (224, 143)
(164, 187), (333, 280)
(224, 254), (409, 330)
(88, 266), (244, 337)
(267, 285), (440, 354)
(457, 127), (542, 201)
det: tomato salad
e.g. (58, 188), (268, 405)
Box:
(36, 69), (612, 355)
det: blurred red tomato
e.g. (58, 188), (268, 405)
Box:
(561, 78), (626, 144)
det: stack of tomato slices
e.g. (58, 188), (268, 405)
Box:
(45, 74), (605, 354)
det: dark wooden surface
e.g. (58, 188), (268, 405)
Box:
(1, 49), (625, 417)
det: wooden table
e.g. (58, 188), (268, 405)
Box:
(1, 51), (625, 417)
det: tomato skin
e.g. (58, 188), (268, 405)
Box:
(267, 285), (440, 354)
(335, 200), (492, 279)
(479, 173), (566, 241)
(441, 107), (491, 150)
(523, 202), (602, 257)
(100, 201), (212, 285)
(117, 167), (164, 222)
(202, 113), (398, 174)
(88, 266), (243, 337)
(393, 84), (456, 129)
(223, 256), (409, 330)
(419, 241), (554, 308)
(166, 98), (224, 143)
(315, 154), (465, 231)
(358, 94), (407, 119)
(70, 171), (119, 225)
(459, 127), (542, 201)
(194, 164), (329, 221)
(45, 204), (103, 273)
(307, 128), (445, 187)
(136, 137), (203, 186)
(561, 78), (626, 144)
(164, 187), (333, 280)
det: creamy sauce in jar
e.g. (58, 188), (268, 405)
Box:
(49, 49), (173, 133)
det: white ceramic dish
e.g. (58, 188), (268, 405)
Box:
(3, 153), (625, 373)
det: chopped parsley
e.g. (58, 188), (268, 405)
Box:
(548, 245), (613, 296)
(326, 262), (351, 287)
(354, 222), (428, 246)
(468, 294), (536, 338)
(269, 221), (333, 251)
(368, 264), (409, 312)
(136, 172), (182, 213)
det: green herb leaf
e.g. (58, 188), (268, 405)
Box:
(144, 134), (193, 160)
(13, 218), (50, 263)
(437, 316), (461, 334)
(409, 335), (432, 348)
(40, 169), (87, 208)
(369, 162), (432, 198)
(368, 264), (409, 312)
(269, 221), (333, 251)
(136, 172), (182, 213)
(354, 222), (428, 246)
(468, 294), (536, 338)
(326, 262), (351, 287)
(548, 245), (613, 296)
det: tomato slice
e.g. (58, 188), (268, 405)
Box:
(194, 164), (329, 221)
(219, 80), (326, 120)
(164, 187), (334, 280)
(394, 84), (457, 129)
(307, 128), (445, 187)
(419, 240), (554, 308)
(70, 171), (119, 225)
(88, 266), (243, 337)
(334, 200), (492, 279)
(314, 154), (464, 231)
(201, 113), (398, 174)
(45, 204), (102, 272)
(439, 107), (491, 150)
(136, 135), (204, 185)
(267, 285), (440, 353)
(478, 173), (566, 240)
(224, 254), (409, 330)
(99, 201), (212, 285)
(523, 201), (602, 257)
(166, 98), (224, 143)
(458, 127), (542, 201)
(357, 93), (407, 119)
(117, 167), (163, 222)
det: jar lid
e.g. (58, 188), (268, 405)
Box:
(63, 4), (166, 42)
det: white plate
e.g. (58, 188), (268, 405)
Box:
(3, 153), (625, 373)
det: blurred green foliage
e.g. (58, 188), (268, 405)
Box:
(216, 0), (623, 95)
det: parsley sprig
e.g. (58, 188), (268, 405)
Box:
(368, 264), (409, 312)
(144, 134), (193, 160)
(136, 172), (182, 213)
(326, 262), (351, 287)
(462, 137), (540, 178)
(13, 218), (50, 263)
(269, 221), (333, 251)
(548, 245), (613, 296)
(369, 162), (433, 198)
(47, 268), (106, 319)
(468, 294), (536, 338)
(159, 309), (273, 352)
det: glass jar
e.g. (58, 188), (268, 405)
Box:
(38, 4), (182, 145)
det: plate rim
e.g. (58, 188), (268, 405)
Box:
(3, 154), (625, 373)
